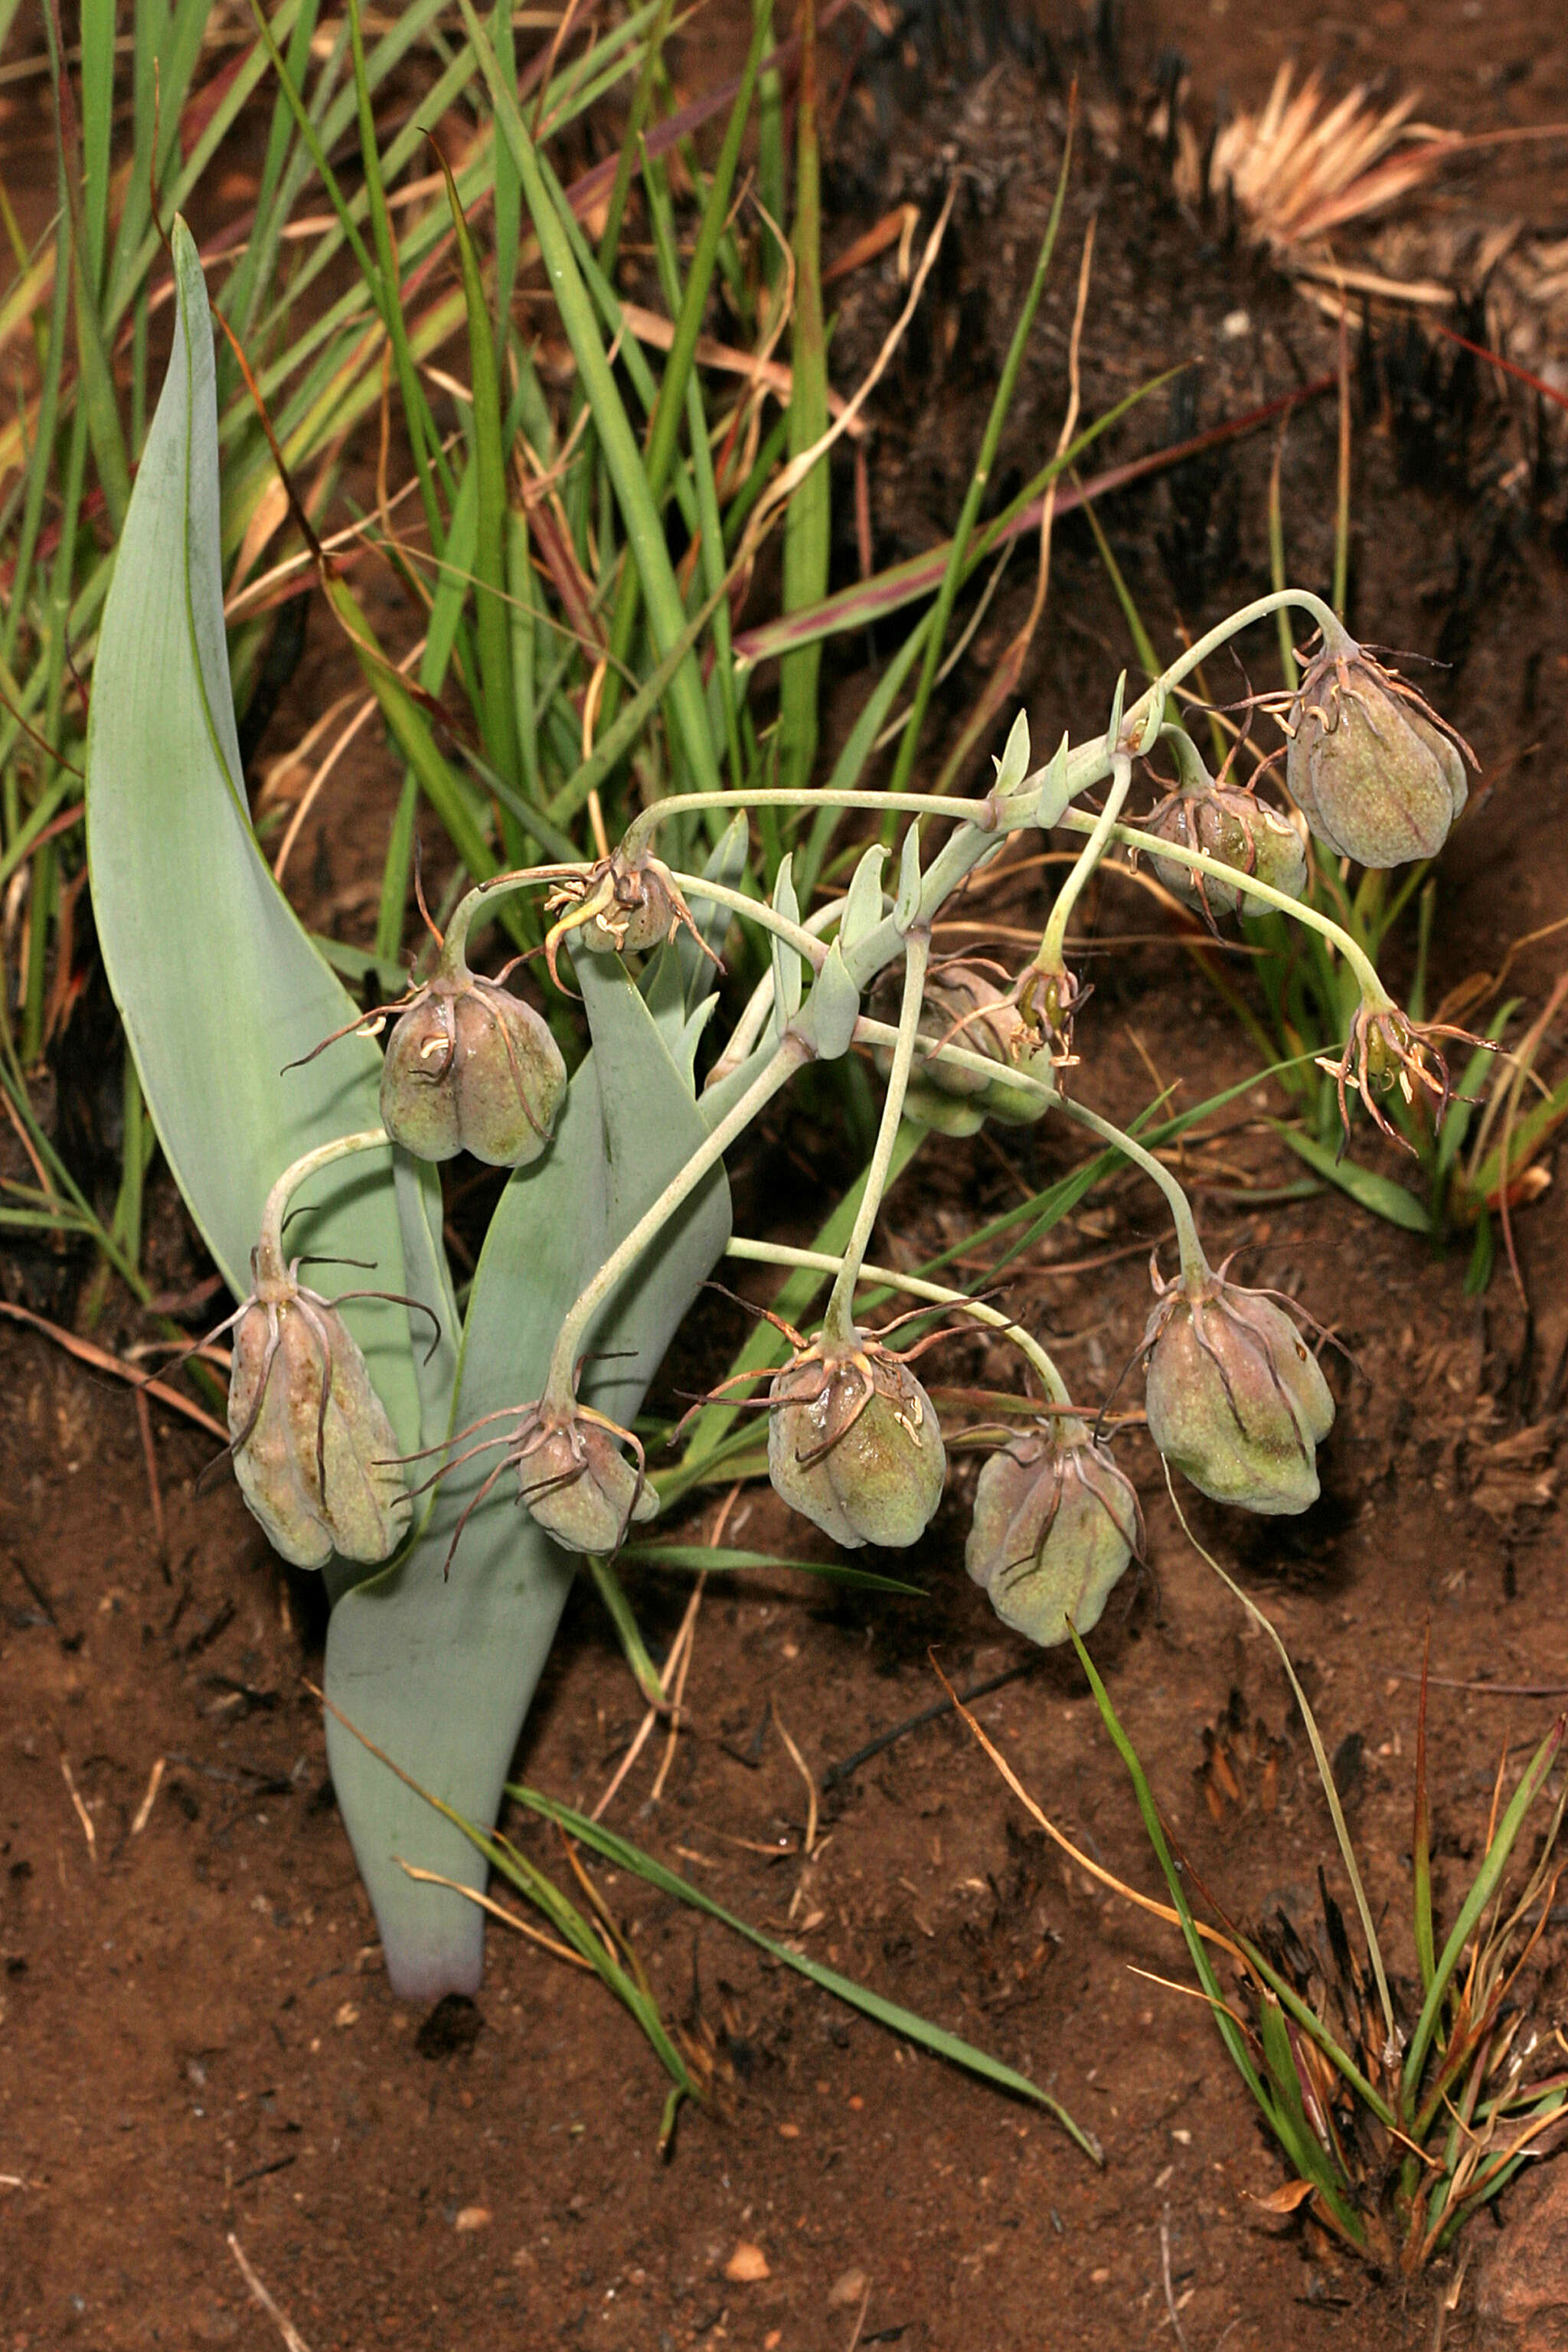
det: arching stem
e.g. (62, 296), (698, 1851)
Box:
(1051, 1095), (1207, 1283)
(622, 786), (995, 861)
(825, 929), (930, 1344)
(542, 1040), (808, 1408)
(1063, 809), (1393, 1009)
(258, 1129), (390, 1278)
(727, 1236), (1073, 1407)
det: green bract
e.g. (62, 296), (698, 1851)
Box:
(966, 1427), (1142, 1647)
(1142, 1261), (1334, 1515)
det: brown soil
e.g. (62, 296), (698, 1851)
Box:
(5, 5), (1568, 2350)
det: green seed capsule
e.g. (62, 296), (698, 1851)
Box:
(768, 1332), (946, 1550)
(1142, 1262), (1334, 1515)
(883, 965), (1054, 1133)
(227, 1257), (410, 1570)
(380, 969), (566, 1168)
(1145, 746), (1307, 920)
(966, 1426), (1142, 1648)
(1286, 641), (1470, 870)
(508, 1403), (658, 1556)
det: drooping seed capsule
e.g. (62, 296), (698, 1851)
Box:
(507, 1401), (659, 1556)
(965, 1425), (1143, 1648)
(1145, 734), (1307, 919)
(768, 1331), (946, 1550)
(544, 848), (716, 984)
(227, 1253), (412, 1570)
(880, 965), (1055, 1134)
(1285, 636), (1472, 870)
(379, 963), (566, 1168)
(1142, 1257), (1334, 1515)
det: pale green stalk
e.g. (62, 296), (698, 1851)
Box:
(258, 1128), (390, 1274)
(1051, 1095), (1206, 1281)
(668, 871), (831, 968)
(1039, 747), (1132, 976)
(544, 1042), (807, 1403)
(1064, 810), (1393, 1010)
(622, 786), (994, 858)
(825, 929), (929, 1341)
(728, 1236), (1072, 1406)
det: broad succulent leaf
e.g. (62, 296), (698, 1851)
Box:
(85, 218), (457, 1468)
(325, 954), (731, 1995)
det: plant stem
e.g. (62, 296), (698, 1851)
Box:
(445, 864), (579, 962)
(825, 930), (929, 1341)
(258, 1129), (390, 1275)
(668, 872), (830, 967)
(544, 1041), (807, 1404)
(1039, 750), (1132, 975)
(851, 1015), (1057, 1110)
(622, 786), (994, 857)
(1051, 1096), (1206, 1281)
(1065, 811), (1393, 1009)
(1121, 586), (1348, 744)
(727, 1236), (1073, 1406)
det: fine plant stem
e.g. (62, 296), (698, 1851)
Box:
(727, 1236), (1073, 1406)
(622, 786), (994, 856)
(1062, 811), (1393, 1010)
(1121, 586), (1347, 743)
(258, 1128), (391, 1274)
(544, 1041), (807, 1404)
(825, 929), (930, 1340)
(1040, 748), (1132, 975)
(1051, 1095), (1206, 1281)
(851, 1015), (1057, 1110)
(446, 865), (570, 959)
(668, 872), (831, 967)
(1164, 1468), (1397, 2050)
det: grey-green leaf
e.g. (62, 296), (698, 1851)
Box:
(324, 953), (731, 1995)
(84, 217), (450, 1460)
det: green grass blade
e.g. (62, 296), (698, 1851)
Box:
(1273, 1125), (1431, 1233)
(1403, 1717), (1565, 2102)
(1068, 1631), (1364, 2236)
(511, 1785), (1102, 2158)
(888, 133), (1072, 796)
(462, 0), (722, 799)
(778, 0), (828, 796)
(619, 1543), (924, 1595)
(437, 147), (518, 795)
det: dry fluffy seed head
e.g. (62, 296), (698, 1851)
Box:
(379, 972), (567, 1167)
(1285, 644), (1468, 870)
(767, 1334), (946, 1550)
(1142, 1263), (1334, 1516)
(227, 1271), (410, 1570)
(965, 1427), (1142, 1647)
